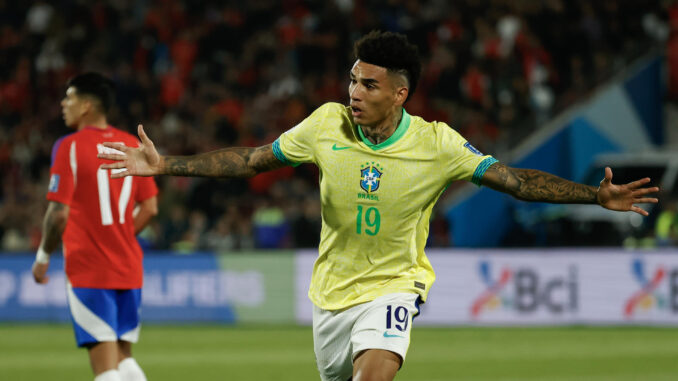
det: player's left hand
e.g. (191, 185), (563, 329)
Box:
(32, 261), (50, 284)
(99, 124), (162, 178)
(597, 167), (659, 216)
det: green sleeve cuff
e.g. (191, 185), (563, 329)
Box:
(272, 138), (299, 167)
(472, 157), (498, 186)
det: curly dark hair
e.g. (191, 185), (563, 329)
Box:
(67, 72), (116, 114)
(353, 30), (421, 102)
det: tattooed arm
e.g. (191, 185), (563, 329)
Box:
(161, 145), (285, 177)
(481, 162), (659, 216)
(33, 201), (69, 283)
(98, 125), (286, 178)
(481, 162), (598, 203)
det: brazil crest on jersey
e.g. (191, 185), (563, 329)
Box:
(360, 163), (383, 193)
(273, 103), (497, 310)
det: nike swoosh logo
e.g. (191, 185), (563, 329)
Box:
(332, 143), (351, 151)
(383, 332), (405, 338)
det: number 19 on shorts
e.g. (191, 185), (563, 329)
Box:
(356, 205), (380, 235)
(386, 305), (409, 332)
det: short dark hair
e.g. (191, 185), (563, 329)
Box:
(353, 31), (421, 101)
(66, 72), (115, 114)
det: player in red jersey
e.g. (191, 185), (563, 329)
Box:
(32, 73), (158, 381)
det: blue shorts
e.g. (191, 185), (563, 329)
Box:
(66, 282), (142, 347)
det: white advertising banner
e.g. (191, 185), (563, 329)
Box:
(295, 249), (316, 325)
(294, 249), (678, 326)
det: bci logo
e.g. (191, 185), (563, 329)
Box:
(624, 259), (678, 317)
(471, 261), (578, 318)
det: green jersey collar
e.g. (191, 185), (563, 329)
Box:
(357, 108), (411, 150)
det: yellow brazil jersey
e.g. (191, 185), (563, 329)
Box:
(273, 102), (497, 310)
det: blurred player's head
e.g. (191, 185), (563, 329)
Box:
(349, 31), (421, 127)
(62, 72), (115, 128)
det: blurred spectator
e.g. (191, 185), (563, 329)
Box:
(204, 203), (254, 251)
(26, 1), (53, 36)
(2, 228), (28, 251)
(668, 2), (678, 101)
(169, 210), (209, 253)
(655, 198), (678, 246)
(161, 204), (189, 249)
(252, 198), (288, 249)
(668, 29), (678, 101)
(291, 196), (321, 248)
(205, 215), (238, 252)
(137, 222), (160, 251)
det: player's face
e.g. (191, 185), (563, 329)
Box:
(60, 87), (86, 127)
(348, 60), (405, 127)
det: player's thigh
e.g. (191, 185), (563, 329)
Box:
(353, 349), (400, 381)
(313, 305), (356, 381)
(351, 293), (420, 368)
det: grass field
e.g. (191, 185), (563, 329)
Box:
(2, 324), (678, 380)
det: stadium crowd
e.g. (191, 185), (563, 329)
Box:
(0, 0), (673, 252)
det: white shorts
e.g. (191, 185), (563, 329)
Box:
(312, 293), (421, 381)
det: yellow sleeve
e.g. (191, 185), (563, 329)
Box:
(437, 122), (498, 186)
(272, 104), (336, 166)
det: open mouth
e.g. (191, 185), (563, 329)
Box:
(350, 105), (363, 117)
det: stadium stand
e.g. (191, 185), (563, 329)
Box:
(0, 0), (672, 251)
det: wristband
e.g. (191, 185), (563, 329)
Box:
(35, 248), (50, 264)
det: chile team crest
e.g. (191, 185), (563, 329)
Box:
(360, 162), (383, 193)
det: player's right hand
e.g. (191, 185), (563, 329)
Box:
(32, 261), (50, 284)
(596, 167), (659, 216)
(99, 124), (162, 178)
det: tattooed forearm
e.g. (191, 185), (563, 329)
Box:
(511, 168), (598, 203)
(162, 144), (285, 178)
(482, 163), (598, 204)
(40, 202), (68, 252)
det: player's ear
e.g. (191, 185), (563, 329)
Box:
(81, 98), (96, 116)
(76, 97), (88, 115)
(394, 86), (408, 107)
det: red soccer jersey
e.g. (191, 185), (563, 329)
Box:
(47, 126), (158, 289)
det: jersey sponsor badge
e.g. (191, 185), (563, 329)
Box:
(360, 162), (383, 193)
(464, 142), (483, 156)
(48, 174), (60, 193)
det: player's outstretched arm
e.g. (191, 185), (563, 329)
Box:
(32, 201), (69, 284)
(480, 162), (659, 216)
(99, 125), (286, 178)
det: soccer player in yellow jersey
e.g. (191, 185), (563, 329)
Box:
(100, 31), (659, 381)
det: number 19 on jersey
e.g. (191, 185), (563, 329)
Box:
(356, 205), (380, 235)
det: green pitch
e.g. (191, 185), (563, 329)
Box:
(2, 324), (678, 380)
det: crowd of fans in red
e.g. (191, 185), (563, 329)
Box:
(0, 0), (673, 252)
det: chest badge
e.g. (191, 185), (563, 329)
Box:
(360, 162), (383, 193)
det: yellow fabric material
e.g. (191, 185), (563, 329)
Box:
(277, 102), (494, 310)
